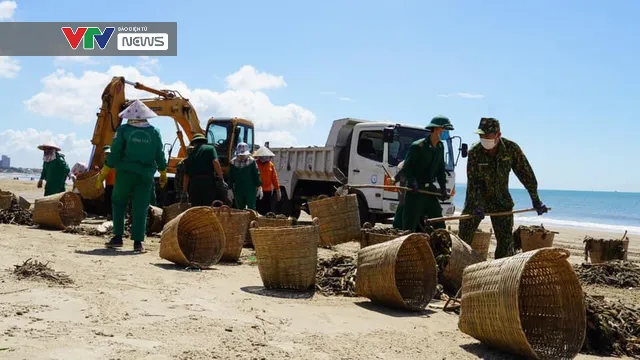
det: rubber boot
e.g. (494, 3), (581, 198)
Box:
(133, 241), (145, 253)
(105, 235), (123, 248)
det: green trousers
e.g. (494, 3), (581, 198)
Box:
(233, 188), (257, 210)
(393, 204), (405, 229)
(112, 170), (153, 242)
(149, 184), (157, 206)
(402, 188), (445, 232)
(189, 175), (217, 207)
(459, 212), (514, 259)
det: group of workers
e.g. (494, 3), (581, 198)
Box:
(390, 116), (548, 259)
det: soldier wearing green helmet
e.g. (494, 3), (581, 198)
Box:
(397, 116), (453, 232)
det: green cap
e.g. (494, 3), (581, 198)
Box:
(474, 117), (500, 135)
(426, 116), (454, 130)
(190, 133), (207, 144)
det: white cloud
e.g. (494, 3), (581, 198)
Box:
(256, 130), (297, 148)
(136, 56), (159, 74)
(225, 65), (286, 91)
(0, 128), (92, 168)
(339, 97), (354, 102)
(53, 56), (98, 66)
(0, 1), (16, 20)
(437, 92), (485, 99)
(0, 56), (19, 78)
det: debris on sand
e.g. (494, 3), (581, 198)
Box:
(0, 199), (34, 226)
(363, 227), (410, 236)
(13, 258), (73, 286)
(316, 255), (357, 296)
(63, 226), (107, 237)
(427, 229), (452, 278)
(582, 294), (640, 357)
(574, 261), (640, 288)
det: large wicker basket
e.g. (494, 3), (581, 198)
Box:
(75, 170), (105, 200)
(308, 194), (361, 247)
(146, 205), (164, 235)
(249, 218), (320, 290)
(360, 222), (410, 248)
(159, 206), (226, 268)
(584, 237), (629, 263)
(32, 192), (84, 230)
(0, 190), (12, 210)
(356, 233), (438, 311)
(246, 210), (295, 247)
(458, 247), (586, 359)
(211, 203), (251, 262)
(430, 229), (484, 293)
(162, 202), (191, 224)
(514, 225), (556, 252)
(17, 195), (31, 210)
(471, 229), (492, 261)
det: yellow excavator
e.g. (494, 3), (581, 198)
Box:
(88, 76), (255, 205)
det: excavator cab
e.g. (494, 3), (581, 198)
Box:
(204, 117), (255, 177)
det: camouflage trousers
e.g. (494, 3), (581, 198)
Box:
(458, 212), (515, 259)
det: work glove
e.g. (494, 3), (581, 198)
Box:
(408, 179), (419, 191)
(227, 189), (234, 201)
(159, 170), (168, 188)
(179, 192), (189, 203)
(257, 186), (264, 200)
(276, 189), (282, 202)
(37, 179), (43, 189)
(218, 178), (229, 191)
(532, 199), (548, 215)
(439, 188), (450, 201)
(95, 165), (112, 189)
(472, 207), (485, 220)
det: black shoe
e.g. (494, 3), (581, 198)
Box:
(133, 241), (145, 253)
(105, 236), (123, 248)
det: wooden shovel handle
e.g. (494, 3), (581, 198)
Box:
(347, 184), (442, 197)
(427, 207), (552, 223)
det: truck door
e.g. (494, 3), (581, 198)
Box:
(348, 128), (385, 210)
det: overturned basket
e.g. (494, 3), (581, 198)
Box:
(159, 206), (226, 268)
(356, 233), (438, 311)
(459, 247), (585, 359)
(514, 225), (557, 252)
(246, 210), (295, 247)
(430, 229), (484, 293)
(162, 202), (191, 224)
(0, 190), (12, 210)
(146, 205), (164, 235)
(32, 192), (85, 230)
(470, 229), (492, 261)
(308, 194), (361, 247)
(75, 170), (105, 200)
(249, 218), (320, 290)
(212, 201), (251, 262)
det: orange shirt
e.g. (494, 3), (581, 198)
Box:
(257, 161), (279, 192)
(106, 169), (116, 186)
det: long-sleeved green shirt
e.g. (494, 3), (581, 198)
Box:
(40, 153), (70, 196)
(105, 123), (167, 179)
(228, 157), (262, 194)
(463, 137), (540, 212)
(401, 137), (446, 191)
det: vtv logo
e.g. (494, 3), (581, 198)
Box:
(117, 33), (168, 51)
(61, 27), (115, 50)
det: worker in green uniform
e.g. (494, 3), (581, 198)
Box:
(391, 160), (406, 229)
(174, 145), (194, 203)
(400, 116), (454, 232)
(458, 117), (548, 259)
(181, 133), (227, 206)
(96, 100), (168, 253)
(227, 142), (262, 210)
(37, 142), (73, 196)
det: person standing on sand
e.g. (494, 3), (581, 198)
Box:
(227, 142), (262, 210)
(398, 116), (454, 232)
(253, 146), (281, 215)
(181, 133), (227, 206)
(458, 117), (548, 259)
(37, 142), (73, 196)
(95, 100), (168, 253)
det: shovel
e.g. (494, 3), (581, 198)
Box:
(426, 207), (552, 224)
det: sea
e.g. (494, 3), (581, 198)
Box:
(453, 185), (640, 235)
(2, 172), (639, 235)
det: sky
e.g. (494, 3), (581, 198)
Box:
(0, 0), (638, 193)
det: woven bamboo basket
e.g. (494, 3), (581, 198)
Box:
(18, 196), (31, 210)
(584, 237), (629, 263)
(471, 229), (492, 261)
(146, 205), (164, 234)
(0, 190), (12, 210)
(431, 229), (484, 293)
(211, 202), (251, 262)
(159, 206), (226, 268)
(308, 194), (361, 247)
(246, 210), (295, 247)
(249, 218), (320, 290)
(515, 225), (556, 252)
(356, 233), (438, 311)
(75, 170), (104, 200)
(162, 202), (191, 224)
(458, 247), (586, 359)
(360, 222), (409, 248)
(32, 192), (85, 230)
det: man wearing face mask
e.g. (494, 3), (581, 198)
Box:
(37, 143), (72, 196)
(458, 117), (548, 259)
(400, 116), (453, 232)
(227, 142), (263, 210)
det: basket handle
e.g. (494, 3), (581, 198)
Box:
(316, 194), (330, 201)
(211, 200), (224, 208)
(265, 212), (277, 218)
(362, 222), (373, 230)
(249, 220), (259, 229)
(220, 205), (232, 214)
(311, 217), (320, 226)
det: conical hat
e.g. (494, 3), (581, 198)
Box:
(253, 146), (275, 157)
(118, 99), (157, 120)
(37, 142), (61, 151)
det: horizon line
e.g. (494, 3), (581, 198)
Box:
(454, 183), (639, 194)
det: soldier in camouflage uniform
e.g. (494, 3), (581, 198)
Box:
(458, 117), (548, 259)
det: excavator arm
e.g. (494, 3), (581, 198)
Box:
(88, 76), (205, 173)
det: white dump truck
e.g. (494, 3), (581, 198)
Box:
(268, 118), (468, 225)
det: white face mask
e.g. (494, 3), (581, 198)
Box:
(480, 138), (497, 150)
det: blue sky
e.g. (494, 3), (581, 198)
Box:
(0, 0), (638, 192)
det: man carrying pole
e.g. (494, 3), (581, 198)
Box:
(458, 117), (548, 259)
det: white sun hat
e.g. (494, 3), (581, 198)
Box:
(253, 146), (275, 157)
(118, 99), (158, 120)
(37, 142), (61, 151)
(235, 142), (251, 156)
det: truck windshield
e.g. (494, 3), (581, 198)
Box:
(388, 127), (455, 171)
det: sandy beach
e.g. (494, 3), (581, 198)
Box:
(0, 179), (636, 360)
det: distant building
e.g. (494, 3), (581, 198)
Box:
(0, 155), (10, 168)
